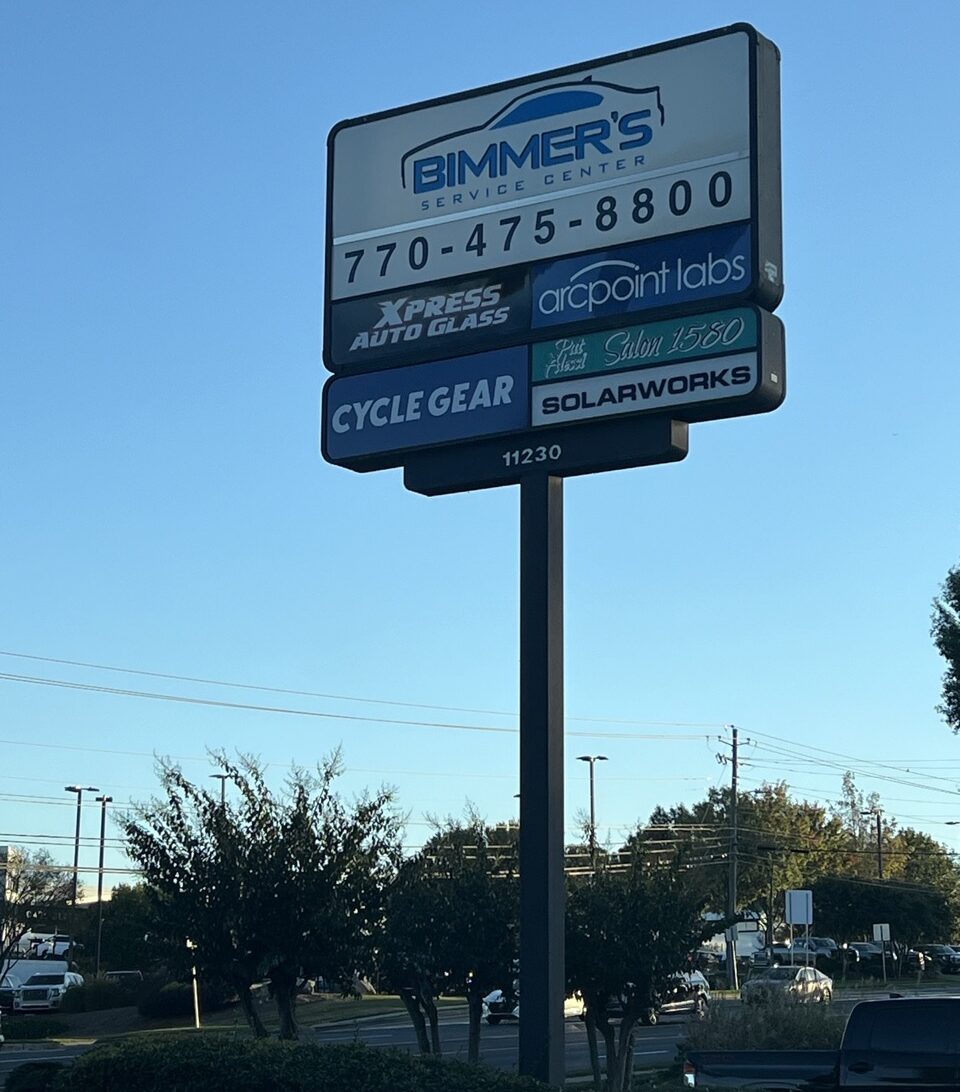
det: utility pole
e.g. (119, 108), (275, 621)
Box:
(95, 795), (113, 975)
(64, 784), (98, 964)
(717, 726), (740, 990)
(875, 811), (883, 880)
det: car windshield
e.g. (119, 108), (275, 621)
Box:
(753, 968), (798, 981)
(25, 974), (65, 986)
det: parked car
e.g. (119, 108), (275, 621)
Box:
(845, 941), (897, 971)
(13, 971), (84, 1012)
(751, 944), (794, 966)
(794, 936), (839, 960)
(911, 944), (960, 974)
(0, 974), (20, 1011)
(740, 965), (833, 1004)
(103, 970), (144, 988)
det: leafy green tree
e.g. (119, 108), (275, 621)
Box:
(636, 783), (845, 929)
(73, 883), (164, 974)
(888, 827), (960, 900)
(258, 758), (402, 1039)
(566, 850), (711, 1092)
(382, 815), (518, 1063)
(123, 752), (402, 1040)
(0, 847), (74, 975)
(381, 853), (448, 1056)
(932, 564), (960, 733)
(812, 874), (953, 945)
(426, 817), (518, 1064)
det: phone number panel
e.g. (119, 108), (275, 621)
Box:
(330, 158), (750, 300)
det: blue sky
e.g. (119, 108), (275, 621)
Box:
(2, 1), (959, 893)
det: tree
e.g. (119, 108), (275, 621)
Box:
(381, 854), (448, 1056)
(813, 874), (954, 944)
(566, 850), (711, 1092)
(932, 564), (960, 733)
(635, 783), (846, 925)
(123, 752), (402, 1040)
(0, 847), (73, 976)
(73, 884), (164, 974)
(382, 815), (518, 1063)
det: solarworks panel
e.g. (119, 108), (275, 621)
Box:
(324, 24), (781, 374)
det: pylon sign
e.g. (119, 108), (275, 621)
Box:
(322, 23), (784, 492)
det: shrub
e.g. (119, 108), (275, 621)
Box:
(681, 994), (847, 1054)
(137, 980), (230, 1019)
(1, 1016), (70, 1041)
(59, 977), (132, 1013)
(4, 1063), (67, 1092)
(60, 1037), (553, 1091)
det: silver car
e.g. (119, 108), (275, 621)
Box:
(741, 966), (833, 1004)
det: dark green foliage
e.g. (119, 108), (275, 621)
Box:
(71, 884), (163, 974)
(58, 978), (130, 1013)
(381, 816), (518, 1062)
(122, 750), (401, 1041)
(932, 564), (960, 733)
(812, 874), (954, 943)
(137, 980), (230, 1018)
(566, 852), (712, 1092)
(57, 1037), (552, 1091)
(1, 1016), (69, 1040)
(4, 1062), (67, 1092)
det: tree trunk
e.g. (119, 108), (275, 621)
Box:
(270, 964), (300, 1040)
(399, 988), (432, 1055)
(236, 982), (269, 1039)
(423, 990), (442, 1056)
(614, 1017), (638, 1092)
(276, 985), (299, 1040)
(583, 1007), (602, 1088)
(466, 986), (483, 1063)
(598, 1019), (620, 1092)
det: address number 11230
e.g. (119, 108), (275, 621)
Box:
(502, 444), (562, 467)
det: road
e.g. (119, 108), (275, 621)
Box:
(310, 1010), (686, 1075)
(0, 1044), (88, 1087)
(0, 988), (925, 1086)
(0, 1015), (683, 1086)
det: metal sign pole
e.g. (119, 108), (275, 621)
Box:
(518, 474), (565, 1087)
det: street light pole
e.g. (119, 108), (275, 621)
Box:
(95, 795), (113, 975)
(64, 785), (99, 964)
(576, 755), (607, 871)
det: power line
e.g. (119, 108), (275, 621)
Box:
(0, 649), (724, 729)
(0, 672), (708, 743)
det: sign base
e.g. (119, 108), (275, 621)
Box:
(403, 417), (688, 497)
